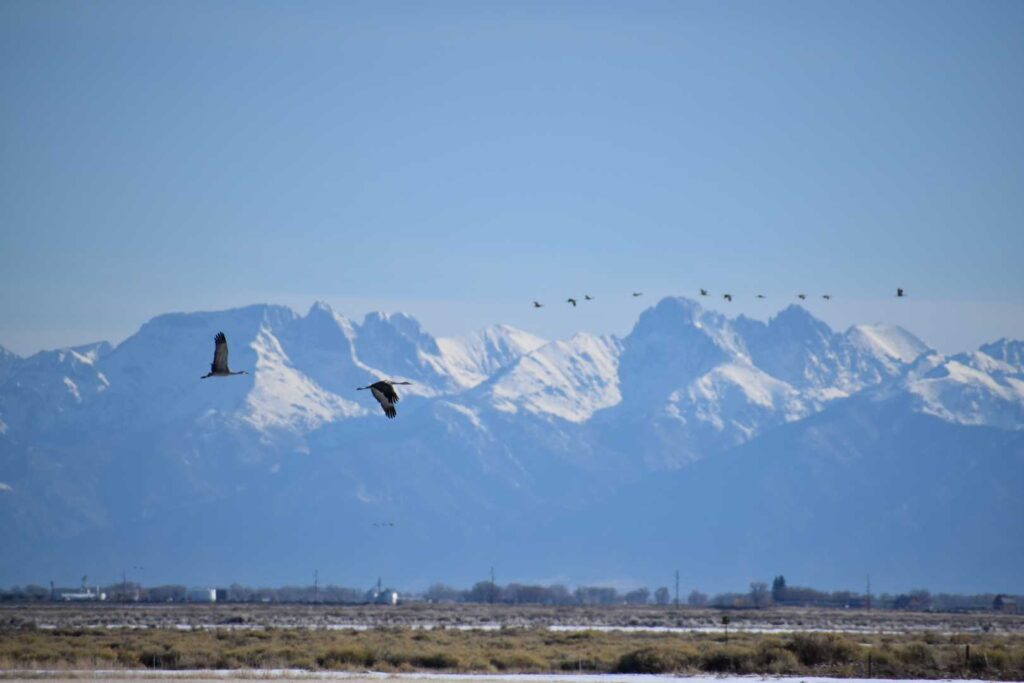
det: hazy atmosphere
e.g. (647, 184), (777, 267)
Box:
(2, 4), (1023, 680)
(2, 1), (1023, 355)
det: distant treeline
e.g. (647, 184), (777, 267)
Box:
(2, 575), (1019, 613)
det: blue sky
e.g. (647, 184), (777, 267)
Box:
(2, 0), (1022, 355)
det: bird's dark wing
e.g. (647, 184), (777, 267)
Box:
(370, 385), (398, 418)
(373, 381), (401, 404)
(212, 332), (229, 373)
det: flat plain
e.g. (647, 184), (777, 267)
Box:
(1, 604), (1022, 680)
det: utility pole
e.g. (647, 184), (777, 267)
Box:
(490, 566), (496, 604)
(314, 569), (319, 604)
(122, 569), (128, 602)
(866, 574), (872, 611)
(674, 569), (680, 607)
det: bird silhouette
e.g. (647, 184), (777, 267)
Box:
(723, 293), (733, 302)
(897, 288), (905, 298)
(357, 380), (412, 419)
(201, 332), (249, 379)
(567, 298), (577, 307)
(584, 294), (593, 300)
(797, 294), (807, 300)
(757, 294), (766, 299)
(700, 288), (708, 296)
(533, 301), (543, 308)
(822, 294), (832, 300)
(632, 292), (643, 297)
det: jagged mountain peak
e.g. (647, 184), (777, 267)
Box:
(980, 338), (1024, 369)
(767, 304), (832, 337)
(2, 300), (1023, 589)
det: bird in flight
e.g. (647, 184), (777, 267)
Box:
(822, 294), (832, 300)
(797, 294), (807, 300)
(632, 292), (643, 297)
(723, 293), (733, 302)
(357, 380), (412, 419)
(700, 289), (708, 296)
(897, 288), (905, 298)
(567, 298), (577, 307)
(756, 294), (766, 299)
(201, 332), (248, 379)
(584, 294), (594, 301)
(533, 301), (544, 308)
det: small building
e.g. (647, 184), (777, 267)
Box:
(993, 594), (1018, 614)
(59, 588), (105, 601)
(373, 590), (399, 605)
(187, 588), (217, 603)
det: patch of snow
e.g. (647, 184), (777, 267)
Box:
(905, 351), (1024, 429)
(242, 327), (366, 431)
(438, 325), (547, 388)
(441, 402), (485, 431)
(669, 361), (809, 437)
(63, 376), (81, 403)
(483, 333), (622, 423)
(847, 324), (929, 364)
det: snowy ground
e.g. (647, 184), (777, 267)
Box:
(6, 604), (1023, 636)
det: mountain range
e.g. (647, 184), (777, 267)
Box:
(1, 297), (1021, 593)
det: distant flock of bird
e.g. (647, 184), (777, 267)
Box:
(201, 288), (909, 419)
(533, 287), (907, 308)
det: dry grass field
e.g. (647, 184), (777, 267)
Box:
(1, 604), (1022, 679)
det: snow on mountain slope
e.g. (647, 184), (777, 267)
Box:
(0, 341), (112, 433)
(980, 338), (1024, 370)
(352, 312), (459, 396)
(437, 325), (547, 388)
(477, 333), (623, 423)
(904, 350), (1024, 430)
(241, 326), (365, 431)
(617, 298), (741, 412)
(668, 361), (809, 440)
(736, 307), (926, 402)
(846, 323), (930, 366)
(276, 302), (381, 397)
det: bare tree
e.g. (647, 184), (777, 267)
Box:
(749, 581), (771, 608)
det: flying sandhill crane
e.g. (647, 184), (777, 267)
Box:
(822, 294), (832, 300)
(897, 288), (905, 298)
(797, 294), (807, 300)
(357, 380), (412, 419)
(533, 301), (543, 308)
(757, 294), (766, 299)
(567, 298), (577, 307)
(723, 293), (733, 302)
(584, 294), (593, 300)
(700, 288), (708, 296)
(632, 292), (643, 297)
(201, 332), (248, 379)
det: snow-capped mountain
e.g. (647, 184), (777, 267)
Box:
(902, 349), (1024, 430)
(437, 325), (547, 389)
(1, 297), (1021, 590)
(472, 332), (623, 423)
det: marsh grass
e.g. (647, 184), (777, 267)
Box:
(0, 627), (1022, 679)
